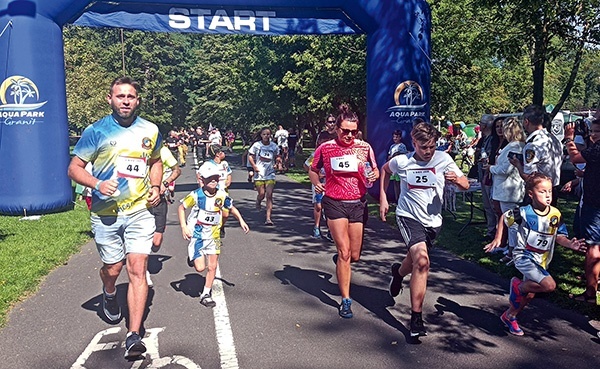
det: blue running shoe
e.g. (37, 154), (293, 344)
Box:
(509, 277), (523, 309)
(312, 227), (321, 238)
(339, 298), (353, 319)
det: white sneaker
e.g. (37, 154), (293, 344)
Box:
(146, 271), (153, 288)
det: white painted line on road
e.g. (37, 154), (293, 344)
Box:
(212, 264), (240, 369)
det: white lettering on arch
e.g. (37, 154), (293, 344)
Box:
(168, 8), (276, 32)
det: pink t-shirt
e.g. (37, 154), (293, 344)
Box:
(311, 139), (377, 200)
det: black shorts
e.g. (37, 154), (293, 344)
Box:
(148, 197), (168, 233)
(322, 195), (368, 224)
(396, 216), (440, 249)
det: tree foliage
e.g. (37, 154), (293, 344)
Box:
(63, 3), (600, 137)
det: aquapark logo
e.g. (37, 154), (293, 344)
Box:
(386, 80), (427, 123)
(0, 75), (47, 125)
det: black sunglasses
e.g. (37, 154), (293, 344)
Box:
(326, 120), (336, 124)
(339, 128), (359, 136)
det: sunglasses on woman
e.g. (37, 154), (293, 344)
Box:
(339, 128), (359, 136)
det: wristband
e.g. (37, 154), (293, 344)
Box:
(151, 185), (161, 190)
(94, 181), (102, 191)
(163, 181), (169, 187)
(563, 137), (574, 144)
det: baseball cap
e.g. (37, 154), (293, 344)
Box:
(208, 144), (223, 157)
(197, 164), (220, 179)
(480, 114), (494, 126)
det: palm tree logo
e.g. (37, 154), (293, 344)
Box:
(393, 80), (424, 108)
(0, 75), (47, 111)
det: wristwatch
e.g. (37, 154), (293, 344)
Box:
(163, 180), (169, 187)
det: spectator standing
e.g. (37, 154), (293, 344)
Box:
(379, 122), (469, 337)
(510, 104), (563, 206)
(309, 104), (379, 319)
(564, 117), (600, 304)
(67, 76), (162, 359)
(475, 115), (498, 240)
(485, 117), (526, 262)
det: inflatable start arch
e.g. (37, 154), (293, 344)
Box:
(0, 0), (431, 215)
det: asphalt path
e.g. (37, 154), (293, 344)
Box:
(0, 151), (599, 369)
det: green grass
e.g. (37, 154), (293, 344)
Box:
(0, 200), (92, 327)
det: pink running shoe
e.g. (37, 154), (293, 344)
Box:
(501, 311), (524, 336)
(509, 277), (523, 309)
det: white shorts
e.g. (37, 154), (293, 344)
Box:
(188, 237), (222, 261)
(91, 209), (155, 264)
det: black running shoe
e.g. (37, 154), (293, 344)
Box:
(332, 253), (338, 266)
(200, 294), (217, 308)
(410, 315), (427, 337)
(124, 332), (147, 359)
(102, 288), (121, 322)
(389, 263), (404, 297)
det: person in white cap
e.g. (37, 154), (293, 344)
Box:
(177, 165), (249, 308)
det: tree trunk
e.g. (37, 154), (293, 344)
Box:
(550, 22), (590, 119)
(531, 30), (547, 106)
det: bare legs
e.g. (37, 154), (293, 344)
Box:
(100, 253), (148, 333)
(329, 218), (364, 298)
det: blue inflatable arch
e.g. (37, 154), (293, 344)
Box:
(0, 0), (431, 215)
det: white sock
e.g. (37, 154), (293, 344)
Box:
(202, 287), (211, 296)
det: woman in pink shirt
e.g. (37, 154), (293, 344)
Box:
(309, 104), (379, 319)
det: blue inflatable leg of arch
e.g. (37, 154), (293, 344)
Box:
(0, 5), (72, 215)
(0, 0), (430, 214)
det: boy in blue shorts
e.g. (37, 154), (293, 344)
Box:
(484, 173), (585, 335)
(178, 165), (249, 307)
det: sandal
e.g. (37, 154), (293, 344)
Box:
(569, 292), (597, 305)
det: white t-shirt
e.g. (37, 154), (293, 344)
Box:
(249, 141), (280, 180)
(274, 129), (289, 148)
(209, 132), (222, 145)
(389, 151), (463, 228)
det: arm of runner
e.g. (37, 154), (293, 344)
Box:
(229, 206), (250, 234)
(379, 162), (392, 221)
(147, 157), (163, 206)
(178, 204), (192, 240)
(68, 156), (117, 196)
